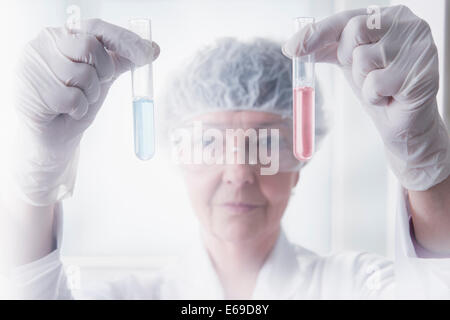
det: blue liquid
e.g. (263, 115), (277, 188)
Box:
(133, 98), (155, 160)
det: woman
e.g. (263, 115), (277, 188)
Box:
(1, 5), (450, 299)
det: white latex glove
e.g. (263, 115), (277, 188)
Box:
(283, 5), (450, 191)
(13, 19), (160, 206)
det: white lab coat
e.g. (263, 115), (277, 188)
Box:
(3, 182), (450, 299)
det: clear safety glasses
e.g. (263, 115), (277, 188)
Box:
(169, 120), (303, 175)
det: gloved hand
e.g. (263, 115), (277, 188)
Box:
(283, 5), (450, 191)
(13, 19), (160, 206)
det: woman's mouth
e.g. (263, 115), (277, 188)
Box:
(220, 202), (263, 213)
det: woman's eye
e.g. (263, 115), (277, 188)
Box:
(258, 136), (272, 148)
(202, 136), (215, 147)
(278, 137), (288, 148)
(258, 135), (287, 150)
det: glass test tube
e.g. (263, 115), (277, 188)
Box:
(129, 19), (155, 160)
(292, 17), (315, 161)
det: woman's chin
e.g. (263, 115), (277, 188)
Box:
(213, 223), (263, 243)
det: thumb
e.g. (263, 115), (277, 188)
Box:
(282, 22), (315, 58)
(109, 41), (160, 78)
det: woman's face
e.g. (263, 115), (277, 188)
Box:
(179, 111), (300, 243)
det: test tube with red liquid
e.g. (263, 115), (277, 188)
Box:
(292, 17), (315, 161)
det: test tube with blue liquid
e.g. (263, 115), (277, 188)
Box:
(130, 19), (155, 160)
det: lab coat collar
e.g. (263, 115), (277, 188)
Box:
(175, 230), (226, 299)
(175, 228), (302, 299)
(252, 230), (301, 299)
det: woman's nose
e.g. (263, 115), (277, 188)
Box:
(222, 164), (255, 186)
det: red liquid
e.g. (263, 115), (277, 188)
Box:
(293, 86), (315, 160)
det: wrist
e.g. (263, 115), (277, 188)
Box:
(385, 105), (450, 191)
(12, 143), (81, 207)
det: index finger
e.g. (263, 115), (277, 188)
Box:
(78, 18), (158, 67)
(283, 8), (367, 58)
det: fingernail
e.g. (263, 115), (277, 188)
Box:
(281, 44), (292, 59)
(283, 36), (298, 58)
(151, 41), (160, 60)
